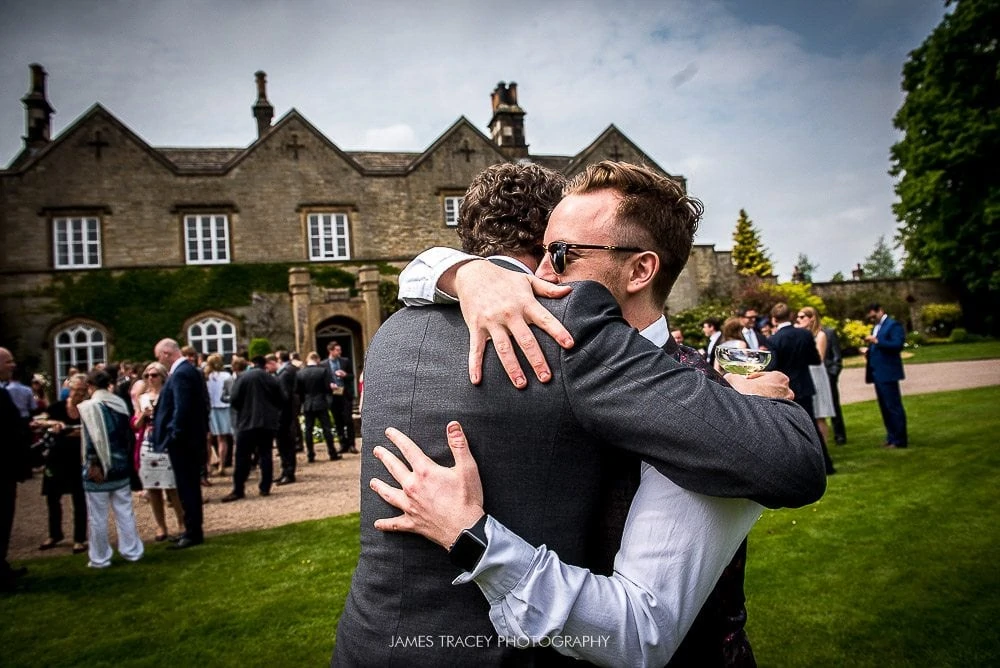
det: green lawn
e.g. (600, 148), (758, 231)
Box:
(843, 339), (1000, 367)
(3, 388), (999, 667)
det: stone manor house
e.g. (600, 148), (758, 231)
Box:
(0, 64), (737, 386)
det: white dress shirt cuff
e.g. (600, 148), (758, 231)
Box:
(398, 247), (479, 305)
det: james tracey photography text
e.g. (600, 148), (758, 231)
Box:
(389, 634), (612, 649)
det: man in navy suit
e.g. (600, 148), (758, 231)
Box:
(766, 303), (835, 474)
(153, 338), (209, 548)
(864, 303), (908, 448)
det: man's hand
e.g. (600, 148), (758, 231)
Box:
(453, 260), (574, 388)
(724, 371), (795, 401)
(371, 421), (485, 549)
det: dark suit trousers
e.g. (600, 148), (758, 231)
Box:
(1, 478), (15, 573)
(330, 395), (355, 450)
(46, 488), (87, 543)
(874, 381), (907, 446)
(828, 372), (846, 443)
(795, 395), (835, 474)
(304, 409), (335, 458)
(276, 418), (297, 479)
(169, 442), (204, 541)
(234, 428), (275, 495)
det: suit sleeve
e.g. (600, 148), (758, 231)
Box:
(167, 367), (201, 444)
(557, 282), (826, 509)
(878, 320), (905, 351)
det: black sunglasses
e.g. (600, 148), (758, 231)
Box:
(542, 241), (644, 275)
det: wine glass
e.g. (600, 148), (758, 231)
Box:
(715, 347), (773, 376)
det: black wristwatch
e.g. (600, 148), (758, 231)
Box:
(448, 514), (489, 571)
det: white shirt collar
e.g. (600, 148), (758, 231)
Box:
(639, 315), (667, 346)
(169, 357), (185, 375)
(776, 321), (793, 330)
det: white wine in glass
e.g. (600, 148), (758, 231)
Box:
(715, 347), (773, 375)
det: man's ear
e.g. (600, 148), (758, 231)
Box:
(625, 251), (659, 295)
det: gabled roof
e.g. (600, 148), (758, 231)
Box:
(3, 105), (676, 182)
(5, 103), (177, 173)
(563, 124), (682, 184)
(157, 148), (244, 170)
(408, 116), (507, 172)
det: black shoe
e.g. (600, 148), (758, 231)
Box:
(259, 489), (271, 497)
(169, 536), (203, 550)
(835, 438), (846, 446)
(307, 455), (316, 463)
(220, 492), (244, 503)
(349, 446), (360, 454)
(276, 477), (295, 486)
(330, 453), (342, 461)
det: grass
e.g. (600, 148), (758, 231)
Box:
(3, 388), (999, 667)
(746, 386), (1000, 667)
(843, 339), (1000, 367)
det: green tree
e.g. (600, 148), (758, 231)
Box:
(794, 253), (817, 283)
(861, 235), (899, 278)
(830, 271), (846, 282)
(890, 0), (1000, 334)
(731, 209), (773, 277)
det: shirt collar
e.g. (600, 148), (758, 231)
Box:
(487, 255), (534, 275)
(639, 315), (667, 346)
(169, 357), (185, 375)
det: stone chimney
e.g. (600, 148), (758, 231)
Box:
(488, 81), (528, 159)
(252, 70), (274, 138)
(22, 63), (55, 151)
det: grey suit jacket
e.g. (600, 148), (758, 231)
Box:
(333, 281), (824, 667)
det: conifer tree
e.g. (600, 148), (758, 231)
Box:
(731, 209), (773, 277)
(861, 235), (899, 279)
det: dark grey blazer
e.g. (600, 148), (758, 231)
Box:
(296, 364), (334, 413)
(333, 281), (825, 667)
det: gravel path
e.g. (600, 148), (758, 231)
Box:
(9, 358), (998, 562)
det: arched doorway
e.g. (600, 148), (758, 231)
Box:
(315, 316), (362, 394)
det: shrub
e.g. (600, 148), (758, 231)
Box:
(907, 330), (927, 346)
(248, 338), (272, 358)
(839, 319), (871, 352)
(948, 328), (969, 343)
(921, 303), (963, 337)
(733, 277), (826, 316)
(669, 299), (731, 350)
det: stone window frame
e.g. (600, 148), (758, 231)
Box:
(51, 215), (102, 269)
(183, 213), (231, 265)
(443, 195), (463, 227)
(305, 211), (352, 261)
(52, 320), (108, 387)
(185, 314), (238, 359)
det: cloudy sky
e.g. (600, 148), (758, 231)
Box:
(1, 0), (946, 280)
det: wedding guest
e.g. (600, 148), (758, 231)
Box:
(132, 362), (184, 541)
(30, 374), (50, 414)
(59, 367), (79, 401)
(79, 368), (143, 568)
(204, 354), (233, 477)
(796, 307), (837, 447)
(36, 373), (88, 554)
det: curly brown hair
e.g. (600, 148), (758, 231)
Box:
(564, 161), (703, 304)
(458, 162), (566, 260)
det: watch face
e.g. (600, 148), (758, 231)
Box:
(449, 530), (488, 571)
